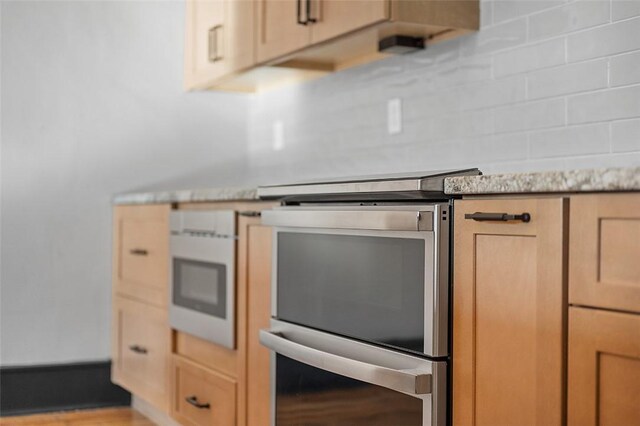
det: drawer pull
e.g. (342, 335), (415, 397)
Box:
(465, 212), (531, 223)
(128, 345), (148, 354)
(185, 395), (211, 409)
(129, 248), (148, 256)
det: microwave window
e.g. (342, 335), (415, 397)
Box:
(173, 258), (226, 319)
(277, 232), (425, 354)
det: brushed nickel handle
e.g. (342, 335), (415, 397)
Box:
(306, 0), (317, 23)
(296, 0), (308, 25)
(129, 248), (148, 256)
(128, 345), (148, 354)
(208, 25), (223, 62)
(464, 212), (531, 223)
(185, 395), (210, 409)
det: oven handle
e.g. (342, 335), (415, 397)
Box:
(261, 209), (433, 231)
(259, 329), (432, 395)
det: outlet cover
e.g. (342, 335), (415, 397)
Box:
(387, 98), (402, 135)
(272, 120), (284, 151)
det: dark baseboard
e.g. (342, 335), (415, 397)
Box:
(0, 361), (131, 417)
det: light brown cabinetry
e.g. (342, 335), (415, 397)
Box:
(172, 356), (237, 426)
(185, 0), (255, 90)
(568, 307), (640, 426)
(453, 197), (568, 426)
(255, 0), (311, 63)
(569, 193), (640, 314)
(112, 204), (170, 307)
(112, 296), (171, 411)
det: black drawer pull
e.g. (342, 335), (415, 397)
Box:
(128, 345), (148, 354)
(129, 248), (148, 256)
(185, 395), (211, 409)
(465, 212), (531, 223)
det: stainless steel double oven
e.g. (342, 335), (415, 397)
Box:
(258, 169), (479, 426)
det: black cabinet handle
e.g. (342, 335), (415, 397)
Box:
(306, 0), (317, 23)
(185, 395), (211, 409)
(296, 0), (308, 25)
(464, 212), (531, 223)
(129, 248), (148, 256)
(239, 211), (261, 217)
(128, 345), (148, 354)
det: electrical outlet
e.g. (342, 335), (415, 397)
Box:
(387, 98), (402, 135)
(272, 120), (284, 151)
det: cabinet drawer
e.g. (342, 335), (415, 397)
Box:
(568, 307), (640, 425)
(112, 296), (170, 411)
(113, 205), (170, 306)
(570, 194), (640, 313)
(172, 356), (237, 426)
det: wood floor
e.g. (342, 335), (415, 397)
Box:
(0, 408), (155, 426)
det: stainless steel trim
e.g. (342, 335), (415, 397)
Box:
(257, 168), (480, 199)
(261, 320), (434, 395)
(208, 25), (223, 62)
(262, 209), (433, 231)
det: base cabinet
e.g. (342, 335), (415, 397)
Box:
(453, 198), (567, 426)
(568, 307), (640, 426)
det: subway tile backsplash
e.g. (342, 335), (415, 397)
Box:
(249, 0), (640, 181)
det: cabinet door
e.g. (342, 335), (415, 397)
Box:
(256, 0), (311, 63)
(185, 0), (255, 90)
(246, 225), (273, 426)
(568, 307), (640, 426)
(310, 0), (388, 44)
(113, 205), (170, 307)
(570, 194), (640, 314)
(112, 296), (171, 412)
(453, 198), (567, 426)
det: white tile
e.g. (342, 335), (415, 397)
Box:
(528, 0), (610, 41)
(461, 18), (527, 57)
(527, 59), (608, 99)
(568, 85), (640, 124)
(612, 0), (640, 20)
(612, 118), (640, 152)
(481, 0), (493, 28)
(494, 38), (566, 77)
(429, 109), (495, 140)
(610, 50), (640, 87)
(495, 98), (566, 133)
(568, 17), (640, 62)
(492, 0), (565, 24)
(460, 75), (527, 110)
(529, 123), (610, 158)
(457, 55), (494, 84)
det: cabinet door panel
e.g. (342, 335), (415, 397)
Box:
(570, 194), (640, 314)
(256, 0), (310, 63)
(568, 307), (640, 426)
(185, 0), (255, 89)
(453, 198), (567, 426)
(310, 0), (388, 44)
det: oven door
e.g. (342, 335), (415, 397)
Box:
(262, 205), (449, 358)
(169, 234), (235, 348)
(261, 319), (446, 426)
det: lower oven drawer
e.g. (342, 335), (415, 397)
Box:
(261, 319), (447, 426)
(171, 356), (237, 426)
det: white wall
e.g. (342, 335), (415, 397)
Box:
(249, 0), (640, 185)
(0, 1), (249, 366)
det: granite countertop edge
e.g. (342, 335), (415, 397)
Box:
(112, 187), (259, 205)
(444, 166), (640, 195)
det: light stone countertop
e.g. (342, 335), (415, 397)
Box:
(112, 186), (258, 205)
(444, 167), (640, 195)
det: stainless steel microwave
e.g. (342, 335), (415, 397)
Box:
(169, 210), (236, 348)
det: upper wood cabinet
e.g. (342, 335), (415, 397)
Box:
(186, 0), (479, 91)
(184, 0), (255, 90)
(453, 198), (568, 426)
(113, 204), (170, 307)
(569, 194), (640, 314)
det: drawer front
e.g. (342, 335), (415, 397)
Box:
(113, 205), (170, 306)
(568, 307), (640, 425)
(172, 356), (237, 426)
(570, 194), (640, 313)
(112, 296), (170, 411)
